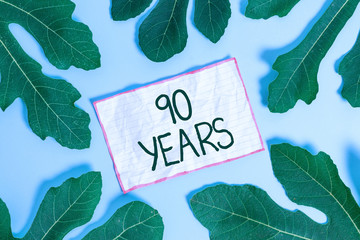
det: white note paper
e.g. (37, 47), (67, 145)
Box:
(94, 58), (264, 193)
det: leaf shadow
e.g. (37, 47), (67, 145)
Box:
(189, 0), (196, 30)
(266, 137), (317, 155)
(89, 56), (231, 106)
(71, 192), (146, 239)
(257, 0), (333, 106)
(345, 146), (360, 203)
(15, 164), (92, 238)
(239, 0), (249, 15)
(334, 52), (347, 98)
(186, 181), (230, 209)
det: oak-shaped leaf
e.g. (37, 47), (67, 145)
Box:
(339, 31), (360, 107)
(190, 143), (360, 239)
(111, 0), (231, 62)
(245, 0), (301, 19)
(1, 171), (165, 239)
(83, 201), (164, 240)
(265, 0), (360, 113)
(0, 0), (101, 149)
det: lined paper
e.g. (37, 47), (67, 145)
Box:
(94, 58), (264, 193)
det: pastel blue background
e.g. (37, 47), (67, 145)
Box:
(1, 0), (360, 239)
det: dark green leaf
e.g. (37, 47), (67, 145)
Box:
(194, 0), (231, 43)
(0, 0), (101, 149)
(268, 0), (360, 113)
(111, 0), (152, 21)
(0, 0), (100, 70)
(23, 172), (102, 240)
(190, 143), (360, 239)
(0, 198), (13, 240)
(271, 143), (360, 239)
(245, 0), (301, 19)
(0, 32), (91, 149)
(190, 184), (327, 239)
(339, 31), (360, 107)
(83, 201), (164, 240)
(138, 0), (189, 62)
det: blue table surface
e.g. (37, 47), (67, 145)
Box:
(1, 0), (360, 239)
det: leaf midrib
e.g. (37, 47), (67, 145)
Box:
(248, 0), (272, 14)
(40, 174), (99, 240)
(155, 0), (178, 60)
(276, 148), (360, 235)
(274, 0), (350, 108)
(0, 0), (97, 66)
(0, 38), (85, 145)
(115, 210), (160, 239)
(191, 199), (311, 240)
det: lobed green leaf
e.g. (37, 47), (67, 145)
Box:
(23, 172), (102, 240)
(0, 0), (101, 149)
(0, 27), (91, 149)
(83, 201), (164, 240)
(271, 143), (360, 239)
(194, 0), (231, 43)
(0, 0), (100, 70)
(339, 31), (360, 107)
(111, 0), (152, 21)
(245, 0), (301, 19)
(190, 184), (326, 239)
(190, 143), (360, 239)
(138, 0), (189, 62)
(268, 0), (360, 113)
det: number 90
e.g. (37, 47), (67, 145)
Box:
(155, 89), (192, 124)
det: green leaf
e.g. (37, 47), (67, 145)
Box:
(339, 31), (360, 107)
(111, 0), (152, 21)
(0, 0), (100, 70)
(0, 198), (14, 240)
(245, 0), (301, 19)
(271, 143), (360, 239)
(194, 0), (231, 43)
(191, 184), (327, 239)
(268, 0), (360, 113)
(0, 0), (101, 149)
(138, 0), (189, 62)
(23, 171), (102, 240)
(83, 201), (164, 240)
(190, 143), (360, 239)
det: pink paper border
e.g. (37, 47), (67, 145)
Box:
(94, 58), (265, 193)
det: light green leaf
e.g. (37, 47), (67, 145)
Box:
(245, 0), (301, 19)
(190, 184), (327, 239)
(268, 0), (360, 113)
(190, 143), (360, 239)
(0, 0), (101, 149)
(23, 172), (102, 240)
(194, 0), (231, 43)
(111, 0), (152, 21)
(83, 201), (164, 240)
(0, 198), (14, 240)
(138, 0), (189, 62)
(271, 143), (360, 239)
(339, 31), (360, 107)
